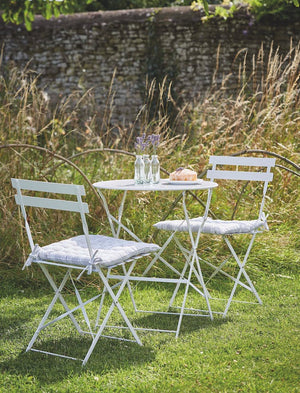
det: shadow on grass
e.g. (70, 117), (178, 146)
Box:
(1, 267), (232, 384)
(0, 308), (229, 383)
(0, 334), (156, 381)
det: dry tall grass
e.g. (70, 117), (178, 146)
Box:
(0, 43), (299, 267)
(187, 42), (299, 159)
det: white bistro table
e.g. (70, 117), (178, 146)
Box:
(93, 178), (218, 337)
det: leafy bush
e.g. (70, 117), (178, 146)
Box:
(246, 0), (299, 20)
(1, 0), (299, 31)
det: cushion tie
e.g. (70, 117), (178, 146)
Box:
(260, 212), (269, 230)
(77, 250), (102, 279)
(23, 244), (41, 270)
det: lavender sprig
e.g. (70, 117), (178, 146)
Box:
(135, 133), (149, 155)
(135, 133), (160, 155)
(147, 134), (160, 154)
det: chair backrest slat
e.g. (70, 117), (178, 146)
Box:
(11, 178), (93, 257)
(207, 169), (273, 182)
(11, 178), (86, 196)
(206, 156), (276, 220)
(14, 195), (89, 213)
(209, 156), (276, 167)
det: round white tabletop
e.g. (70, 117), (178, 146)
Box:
(93, 179), (218, 192)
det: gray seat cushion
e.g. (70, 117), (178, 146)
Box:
(27, 234), (160, 269)
(154, 217), (267, 235)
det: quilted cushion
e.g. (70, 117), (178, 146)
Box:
(154, 217), (267, 235)
(29, 235), (160, 269)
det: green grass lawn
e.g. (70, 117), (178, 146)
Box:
(1, 39), (299, 393)
(0, 259), (299, 393)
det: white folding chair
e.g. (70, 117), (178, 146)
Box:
(11, 178), (160, 365)
(154, 156), (276, 317)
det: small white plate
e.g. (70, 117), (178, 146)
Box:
(164, 180), (203, 185)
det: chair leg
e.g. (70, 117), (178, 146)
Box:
(204, 257), (253, 292)
(71, 278), (93, 335)
(95, 268), (110, 328)
(122, 263), (138, 312)
(26, 268), (72, 352)
(27, 265), (103, 363)
(142, 231), (177, 276)
(82, 261), (142, 366)
(223, 233), (262, 317)
(40, 265), (83, 333)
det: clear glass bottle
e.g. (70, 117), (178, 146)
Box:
(143, 154), (152, 184)
(151, 155), (160, 184)
(134, 155), (145, 184)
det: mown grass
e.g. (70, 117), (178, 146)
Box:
(0, 262), (299, 392)
(0, 43), (299, 391)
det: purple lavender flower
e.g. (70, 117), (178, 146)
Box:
(135, 134), (149, 155)
(135, 133), (160, 155)
(148, 134), (160, 154)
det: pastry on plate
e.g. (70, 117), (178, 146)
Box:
(169, 167), (197, 181)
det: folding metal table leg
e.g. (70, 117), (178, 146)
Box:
(175, 252), (195, 338)
(169, 235), (214, 308)
(181, 192), (213, 320)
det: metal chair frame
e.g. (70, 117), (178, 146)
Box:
(11, 178), (161, 365)
(155, 156), (276, 317)
(206, 156), (275, 316)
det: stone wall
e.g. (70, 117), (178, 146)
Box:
(1, 6), (299, 126)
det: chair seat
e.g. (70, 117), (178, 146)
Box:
(30, 235), (160, 269)
(154, 217), (267, 235)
